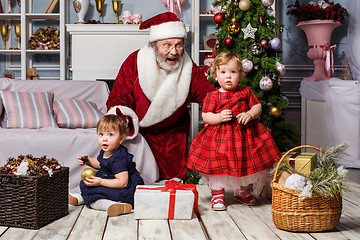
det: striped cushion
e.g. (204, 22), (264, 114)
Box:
(0, 90), (58, 129)
(53, 99), (104, 129)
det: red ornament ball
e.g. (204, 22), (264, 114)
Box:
(223, 36), (235, 48)
(226, 12), (231, 18)
(214, 12), (225, 25)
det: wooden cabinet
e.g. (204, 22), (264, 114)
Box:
(0, 0), (67, 80)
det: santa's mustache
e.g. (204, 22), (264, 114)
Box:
(166, 53), (179, 60)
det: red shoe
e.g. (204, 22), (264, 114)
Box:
(211, 189), (226, 211)
(234, 188), (258, 206)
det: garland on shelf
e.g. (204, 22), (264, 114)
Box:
(28, 27), (60, 50)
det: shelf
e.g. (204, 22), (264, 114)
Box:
(0, 13), (21, 20)
(200, 14), (214, 19)
(26, 49), (60, 54)
(26, 13), (60, 20)
(199, 49), (212, 54)
(0, 50), (21, 54)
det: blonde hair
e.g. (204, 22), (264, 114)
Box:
(210, 52), (245, 79)
(97, 114), (128, 136)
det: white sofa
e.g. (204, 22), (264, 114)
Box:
(0, 78), (158, 193)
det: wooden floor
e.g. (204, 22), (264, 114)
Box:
(1, 182), (360, 240)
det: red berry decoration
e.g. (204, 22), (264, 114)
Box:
(223, 36), (235, 48)
(226, 12), (231, 17)
(214, 12), (225, 25)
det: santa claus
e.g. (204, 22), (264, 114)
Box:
(107, 12), (215, 181)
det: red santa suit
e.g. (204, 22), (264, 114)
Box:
(107, 45), (215, 180)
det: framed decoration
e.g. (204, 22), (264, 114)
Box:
(2, 70), (15, 79)
(203, 33), (217, 50)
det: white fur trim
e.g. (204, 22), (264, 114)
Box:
(149, 21), (187, 42)
(137, 45), (192, 127)
(107, 106), (139, 140)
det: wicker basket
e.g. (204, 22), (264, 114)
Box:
(0, 167), (69, 229)
(271, 145), (342, 232)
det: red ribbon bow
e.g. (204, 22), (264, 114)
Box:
(137, 180), (199, 219)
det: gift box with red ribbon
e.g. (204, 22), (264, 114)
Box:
(134, 180), (199, 220)
(282, 152), (317, 177)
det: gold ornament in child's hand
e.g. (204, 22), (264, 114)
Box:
(81, 168), (96, 181)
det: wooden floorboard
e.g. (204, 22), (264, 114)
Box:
(1, 182), (360, 240)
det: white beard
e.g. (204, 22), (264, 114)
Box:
(137, 45), (193, 127)
(155, 49), (181, 71)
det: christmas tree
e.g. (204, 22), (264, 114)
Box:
(211, 0), (300, 151)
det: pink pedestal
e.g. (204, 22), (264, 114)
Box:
(297, 20), (341, 81)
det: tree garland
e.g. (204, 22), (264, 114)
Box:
(28, 27), (60, 50)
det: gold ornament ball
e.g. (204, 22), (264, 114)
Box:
(260, 38), (270, 49)
(81, 168), (96, 181)
(269, 106), (281, 117)
(228, 18), (240, 35)
(239, 0), (251, 11)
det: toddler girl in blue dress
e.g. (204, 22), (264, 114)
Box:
(69, 111), (144, 217)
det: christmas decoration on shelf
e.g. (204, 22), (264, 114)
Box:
(161, 0), (185, 17)
(203, 33), (217, 50)
(28, 27), (60, 50)
(212, 0), (300, 151)
(202, 54), (215, 77)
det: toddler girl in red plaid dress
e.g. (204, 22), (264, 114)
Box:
(186, 52), (281, 210)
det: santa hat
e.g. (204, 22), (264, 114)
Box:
(107, 106), (139, 140)
(139, 12), (187, 42)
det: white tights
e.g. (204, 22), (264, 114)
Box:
(90, 199), (120, 211)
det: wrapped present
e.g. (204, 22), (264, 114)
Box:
(283, 152), (317, 177)
(277, 170), (292, 186)
(134, 180), (198, 220)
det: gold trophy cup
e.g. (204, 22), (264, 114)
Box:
(112, 1), (121, 24)
(0, 24), (9, 50)
(95, 0), (105, 22)
(14, 24), (21, 49)
(17, 0), (21, 13)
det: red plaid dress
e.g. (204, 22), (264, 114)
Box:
(187, 87), (281, 177)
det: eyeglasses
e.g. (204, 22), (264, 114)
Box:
(156, 42), (184, 52)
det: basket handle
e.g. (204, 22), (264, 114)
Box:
(271, 145), (326, 184)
